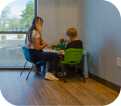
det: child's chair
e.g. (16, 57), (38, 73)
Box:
(57, 48), (85, 82)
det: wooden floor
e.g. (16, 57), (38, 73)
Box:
(0, 71), (119, 105)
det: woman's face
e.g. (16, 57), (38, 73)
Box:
(35, 19), (43, 32)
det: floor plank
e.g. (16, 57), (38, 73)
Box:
(0, 71), (119, 105)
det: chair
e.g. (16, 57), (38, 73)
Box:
(20, 47), (46, 80)
(57, 48), (85, 82)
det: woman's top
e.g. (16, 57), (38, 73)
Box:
(26, 29), (43, 51)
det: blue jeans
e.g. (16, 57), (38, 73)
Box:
(30, 49), (60, 78)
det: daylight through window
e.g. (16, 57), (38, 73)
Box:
(0, 0), (35, 32)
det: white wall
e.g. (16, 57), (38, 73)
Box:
(37, 0), (121, 86)
(85, 0), (121, 86)
(37, 0), (84, 44)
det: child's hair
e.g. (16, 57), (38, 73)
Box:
(66, 27), (78, 38)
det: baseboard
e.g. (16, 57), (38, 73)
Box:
(89, 73), (121, 92)
(0, 67), (31, 70)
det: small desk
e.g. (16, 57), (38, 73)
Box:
(83, 50), (89, 78)
(43, 49), (60, 53)
(43, 49), (64, 55)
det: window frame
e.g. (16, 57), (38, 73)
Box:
(0, 0), (37, 34)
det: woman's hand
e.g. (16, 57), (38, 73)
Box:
(59, 50), (65, 55)
(43, 42), (48, 47)
(35, 42), (48, 50)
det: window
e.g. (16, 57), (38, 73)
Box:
(0, 0), (36, 68)
(0, 0), (35, 33)
(0, 34), (27, 67)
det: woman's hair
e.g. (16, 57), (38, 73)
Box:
(66, 27), (78, 38)
(25, 16), (44, 44)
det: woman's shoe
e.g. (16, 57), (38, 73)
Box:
(45, 72), (59, 80)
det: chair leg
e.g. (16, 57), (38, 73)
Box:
(24, 61), (28, 69)
(20, 71), (23, 77)
(20, 61), (28, 77)
(82, 70), (86, 83)
(26, 65), (33, 80)
(81, 56), (86, 82)
(60, 64), (67, 82)
(76, 64), (86, 83)
(81, 69), (86, 83)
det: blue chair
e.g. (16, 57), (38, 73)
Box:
(20, 47), (46, 80)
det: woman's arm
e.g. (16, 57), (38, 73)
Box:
(33, 38), (48, 50)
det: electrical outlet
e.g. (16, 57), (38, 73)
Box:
(116, 57), (121, 67)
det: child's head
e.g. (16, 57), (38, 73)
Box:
(66, 27), (78, 41)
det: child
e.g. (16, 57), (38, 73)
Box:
(60, 27), (83, 77)
(66, 27), (83, 49)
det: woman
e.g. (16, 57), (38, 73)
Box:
(25, 16), (59, 80)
